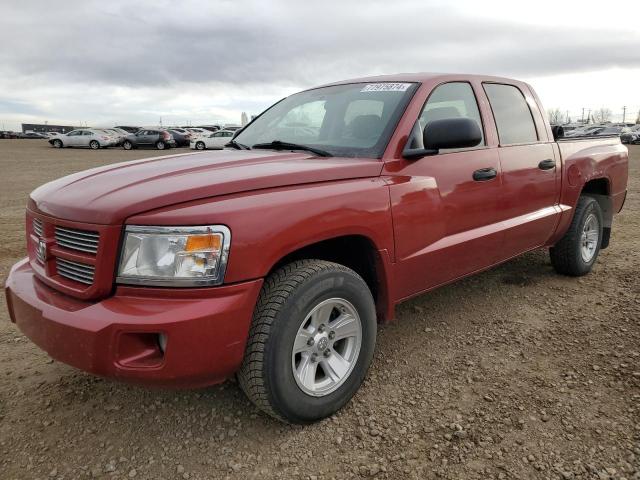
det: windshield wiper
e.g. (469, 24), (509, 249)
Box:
(226, 139), (250, 150)
(252, 140), (332, 157)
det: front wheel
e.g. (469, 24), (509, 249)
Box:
(195, 141), (205, 150)
(238, 260), (376, 424)
(122, 140), (133, 150)
(156, 141), (166, 150)
(52, 139), (63, 148)
(550, 195), (603, 276)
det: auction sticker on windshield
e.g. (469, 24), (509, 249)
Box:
(360, 83), (412, 92)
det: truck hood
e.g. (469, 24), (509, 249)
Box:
(29, 150), (383, 224)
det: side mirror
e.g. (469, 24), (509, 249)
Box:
(403, 117), (482, 160)
(551, 125), (564, 140)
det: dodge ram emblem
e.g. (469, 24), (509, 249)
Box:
(38, 239), (47, 261)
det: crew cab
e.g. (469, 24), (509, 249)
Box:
(5, 74), (628, 424)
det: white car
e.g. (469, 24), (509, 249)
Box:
(190, 130), (235, 150)
(185, 128), (209, 139)
(99, 128), (127, 145)
(49, 129), (115, 149)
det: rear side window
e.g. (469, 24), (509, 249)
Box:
(483, 83), (538, 145)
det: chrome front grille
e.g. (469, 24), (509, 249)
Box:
(55, 226), (100, 254)
(56, 258), (95, 285)
(33, 219), (45, 262)
(33, 218), (43, 237)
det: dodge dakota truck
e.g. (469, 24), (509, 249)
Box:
(5, 73), (628, 423)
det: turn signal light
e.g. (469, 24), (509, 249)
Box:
(185, 233), (222, 252)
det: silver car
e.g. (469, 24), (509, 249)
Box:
(49, 129), (115, 149)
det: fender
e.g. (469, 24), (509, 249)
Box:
(546, 140), (628, 246)
(127, 177), (396, 285)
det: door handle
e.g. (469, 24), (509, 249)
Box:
(473, 167), (497, 181)
(538, 159), (556, 170)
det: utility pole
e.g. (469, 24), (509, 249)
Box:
(622, 106), (626, 124)
(581, 108), (585, 123)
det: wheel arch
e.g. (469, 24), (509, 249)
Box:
(580, 177), (613, 248)
(267, 234), (393, 323)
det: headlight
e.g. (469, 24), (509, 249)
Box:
(116, 225), (231, 287)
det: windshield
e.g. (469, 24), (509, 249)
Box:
(234, 82), (418, 158)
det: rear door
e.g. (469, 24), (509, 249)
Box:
(482, 83), (559, 257)
(79, 130), (93, 147)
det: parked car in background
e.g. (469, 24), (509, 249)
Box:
(95, 129), (120, 146)
(564, 126), (603, 137)
(49, 129), (116, 149)
(19, 132), (48, 139)
(197, 125), (222, 132)
(593, 126), (623, 137)
(122, 129), (176, 150)
(99, 128), (127, 146)
(36, 132), (60, 139)
(0, 131), (19, 139)
(185, 127), (209, 139)
(168, 129), (192, 147)
(621, 125), (640, 144)
(115, 126), (140, 133)
(223, 125), (242, 131)
(190, 129), (235, 150)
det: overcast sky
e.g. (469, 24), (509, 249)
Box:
(1, 0), (639, 130)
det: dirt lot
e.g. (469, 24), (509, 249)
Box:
(0, 140), (638, 480)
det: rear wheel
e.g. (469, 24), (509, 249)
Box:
(195, 141), (205, 150)
(238, 260), (376, 424)
(89, 140), (100, 149)
(550, 195), (603, 276)
(156, 141), (166, 150)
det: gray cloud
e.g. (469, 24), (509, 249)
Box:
(2, 0), (639, 87)
(1, 0), (638, 127)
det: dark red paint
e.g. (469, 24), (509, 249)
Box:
(5, 73), (629, 387)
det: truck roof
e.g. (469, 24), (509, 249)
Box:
(321, 72), (527, 88)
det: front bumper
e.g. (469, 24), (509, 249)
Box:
(5, 258), (263, 388)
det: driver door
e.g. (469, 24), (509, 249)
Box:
(65, 130), (82, 146)
(136, 130), (151, 145)
(386, 82), (503, 298)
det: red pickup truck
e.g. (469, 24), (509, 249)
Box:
(5, 73), (628, 423)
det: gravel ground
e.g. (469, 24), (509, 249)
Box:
(0, 140), (638, 480)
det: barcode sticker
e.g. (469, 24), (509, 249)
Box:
(360, 83), (412, 92)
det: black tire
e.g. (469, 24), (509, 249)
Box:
(89, 140), (100, 150)
(195, 141), (205, 150)
(123, 141), (133, 150)
(52, 139), (63, 148)
(238, 260), (376, 424)
(550, 195), (603, 276)
(156, 141), (166, 150)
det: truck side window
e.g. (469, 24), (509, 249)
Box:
(417, 82), (485, 150)
(483, 83), (538, 145)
